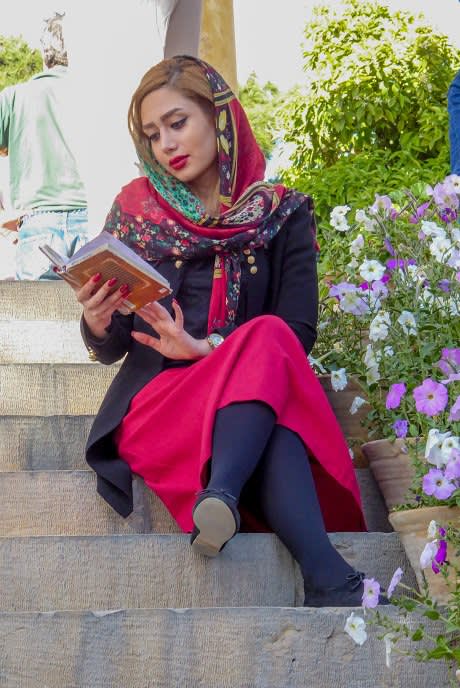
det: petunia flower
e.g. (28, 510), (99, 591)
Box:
(448, 395), (460, 422)
(420, 540), (438, 569)
(387, 567), (403, 598)
(425, 429), (453, 467)
(383, 237), (395, 255)
(392, 419), (408, 438)
(430, 236), (453, 263)
(359, 259), (386, 283)
(331, 368), (348, 392)
(339, 289), (370, 316)
(350, 234), (364, 257)
(432, 539), (448, 574)
(397, 310), (417, 335)
(370, 194), (394, 216)
(385, 382), (406, 410)
(366, 366), (380, 385)
(350, 396), (367, 415)
(422, 468), (456, 500)
(413, 378), (448, 416)
(344, 612), (367, 646)
(329, 282), (356, 300)
(444, 454), (460, 480)
(361, 578), (381, 608)
(369, 311), (391, 341)
(427, 520), (438, 539)
(384, 633), (396, 669)
(441, 436), (460, 461)
(420, 220), (446, 238)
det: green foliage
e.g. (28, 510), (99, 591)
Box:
(0, 35), (42, 91)
(279, 0), (460, 222)
(239, 72), (282, 158)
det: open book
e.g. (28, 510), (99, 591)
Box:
(39, 231), (172, 314)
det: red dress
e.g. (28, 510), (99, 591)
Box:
(115, 315), (366, 534)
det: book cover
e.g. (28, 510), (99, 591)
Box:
(40, 232), (172, 313)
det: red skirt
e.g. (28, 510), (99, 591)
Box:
(115, 315), (366, 533)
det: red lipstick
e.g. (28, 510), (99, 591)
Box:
(169, 155), (189, 170)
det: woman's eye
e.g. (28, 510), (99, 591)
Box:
(171, 117), (187, 130)
(149, 132), (160, 143)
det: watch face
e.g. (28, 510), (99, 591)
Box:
(208, 333), (224, 348)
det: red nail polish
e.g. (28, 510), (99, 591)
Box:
(120, 284), (130, 295)
(108, 277), (117, 287)
(92, 273), (102, 283)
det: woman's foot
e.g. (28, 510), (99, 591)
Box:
(304, 570), (391, 607)
(191, 488), (241, 557)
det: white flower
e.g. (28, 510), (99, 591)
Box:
(420, 220), (446, 238)
(397, 310), (417, 335)
(444, 173), (460, 192)
(350, 233), (364, 257)
(420, 540), (438, 569)
(451, 227), (460, 245)
(384, 633), (396, 668)
(331, 368), (348, 392)
(447, 248), (460, 269)
(308, 355), (327, 374)
(344, 612), (367, 646)
(383, 345), (394, 358)
(425, 429), (453, 468)
(366, 366), (381, 385)
(350, 396), (367, 415)
(369, 311), (391, 341)
(427, 520), (438, 539)
(349, 447), (354, 461)
(359, 259), (386, 283)
(355, 209), (368, 223)
(364, 344), (378, 369)
(441, 436), (460, 462)
(430, 236), (453, 264)
(330, 205), (351, 232)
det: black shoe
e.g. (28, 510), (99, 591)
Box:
(190, 488), (241, 557)
(304, 570), (391, 607)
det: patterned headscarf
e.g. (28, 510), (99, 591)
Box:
(104, 56), (314, 332)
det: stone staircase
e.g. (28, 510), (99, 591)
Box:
(0, 281), (450, 687)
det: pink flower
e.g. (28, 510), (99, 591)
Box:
(449, 395), (460, 422)
(432, 539), (448, 574)
(385, 382), (407, 410)
(422, 468), (456, 500)
(361, 578), (381, 608)
(445, 452), (460, 480)
(413, 378), (448, 416)
(387, 567), (403, 598)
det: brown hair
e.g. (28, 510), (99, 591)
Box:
(128, 56), (215, 167)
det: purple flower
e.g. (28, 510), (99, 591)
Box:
(370, 194), (394, 216)
(445, 452), (460, 480)
(386, 258), (416, 271)
(409, 201), (430, 224)
(384, 237), (395, 255)
(432, 182), (460, 210)
(442, 348), (460, 369)
(361, 578), (381, 608)
(413, 378), (449, 416)
(439, 207), (458, 223)
(387, 567), (403, 598)
(449, 395), (460, 422)
(329, 282), (356, 300)
(392, 419), (409, 438)
(422, 468), (456, 500)
(386, 382), (407, 409)
(432, 539), (448, 574)
(438, 279), (451, 293)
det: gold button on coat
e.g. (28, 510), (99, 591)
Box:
(247, 255), (256, 264)
(175, 260), (183, 269)
(250, 265), (258, 275)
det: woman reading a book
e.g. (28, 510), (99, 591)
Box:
(77, 56), (384, 607)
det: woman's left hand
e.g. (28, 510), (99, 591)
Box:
(132, 300), (211, 360)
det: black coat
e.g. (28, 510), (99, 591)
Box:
(81, 200), (318, 517)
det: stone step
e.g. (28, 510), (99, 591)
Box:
(0, 363), (118, 415)
(0, 607), (448, 688)
(0, 320), (91, 363)
(0, 280), (81, 320)
(0, 532), (412, 612)
(0, 468), (391, 535)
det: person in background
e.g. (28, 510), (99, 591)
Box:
(448, 69), (460, 176)
(76, 55), (389, 607)
(0, 12), (89, 280)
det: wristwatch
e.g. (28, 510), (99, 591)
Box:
(207, 332), (225, 350)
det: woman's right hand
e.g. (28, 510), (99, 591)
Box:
(76, 273), (129, 339)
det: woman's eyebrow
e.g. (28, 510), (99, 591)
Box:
(143, 107), (185, 131)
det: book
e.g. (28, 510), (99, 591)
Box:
(39, 231), (172, 314)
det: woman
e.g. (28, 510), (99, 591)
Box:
(78, 55), (383, 607)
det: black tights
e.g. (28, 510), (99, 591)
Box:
(206, 401), (354, 588)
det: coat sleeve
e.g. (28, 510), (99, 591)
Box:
(80, 311), (134, 365)
(269, 201), (319, 355)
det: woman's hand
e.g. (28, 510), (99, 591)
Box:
(76, 273), (130, 339)
(133, 300), (211, 360)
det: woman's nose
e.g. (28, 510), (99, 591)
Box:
(160, 130), (177, 153)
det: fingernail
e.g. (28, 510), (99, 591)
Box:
(52, 266), (59, 273)
(108, 277), (117, 287)
(92, 273), (102, 283)
(120, 284), (130, 295)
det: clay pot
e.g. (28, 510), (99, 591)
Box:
(389, 506), (460, 604)
(361, 438), (420, 510)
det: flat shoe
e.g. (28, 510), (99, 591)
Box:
(191, 488), (240, 557)
(304, 570), (391, 607)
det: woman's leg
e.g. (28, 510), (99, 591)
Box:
(191, 401), (276, 556)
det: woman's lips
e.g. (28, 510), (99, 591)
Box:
(169, 155), (189, 170)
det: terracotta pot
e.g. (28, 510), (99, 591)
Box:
(389, 506), (460, 604)
(361, 438), (421, 510)
(318, 375), (369, 467)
